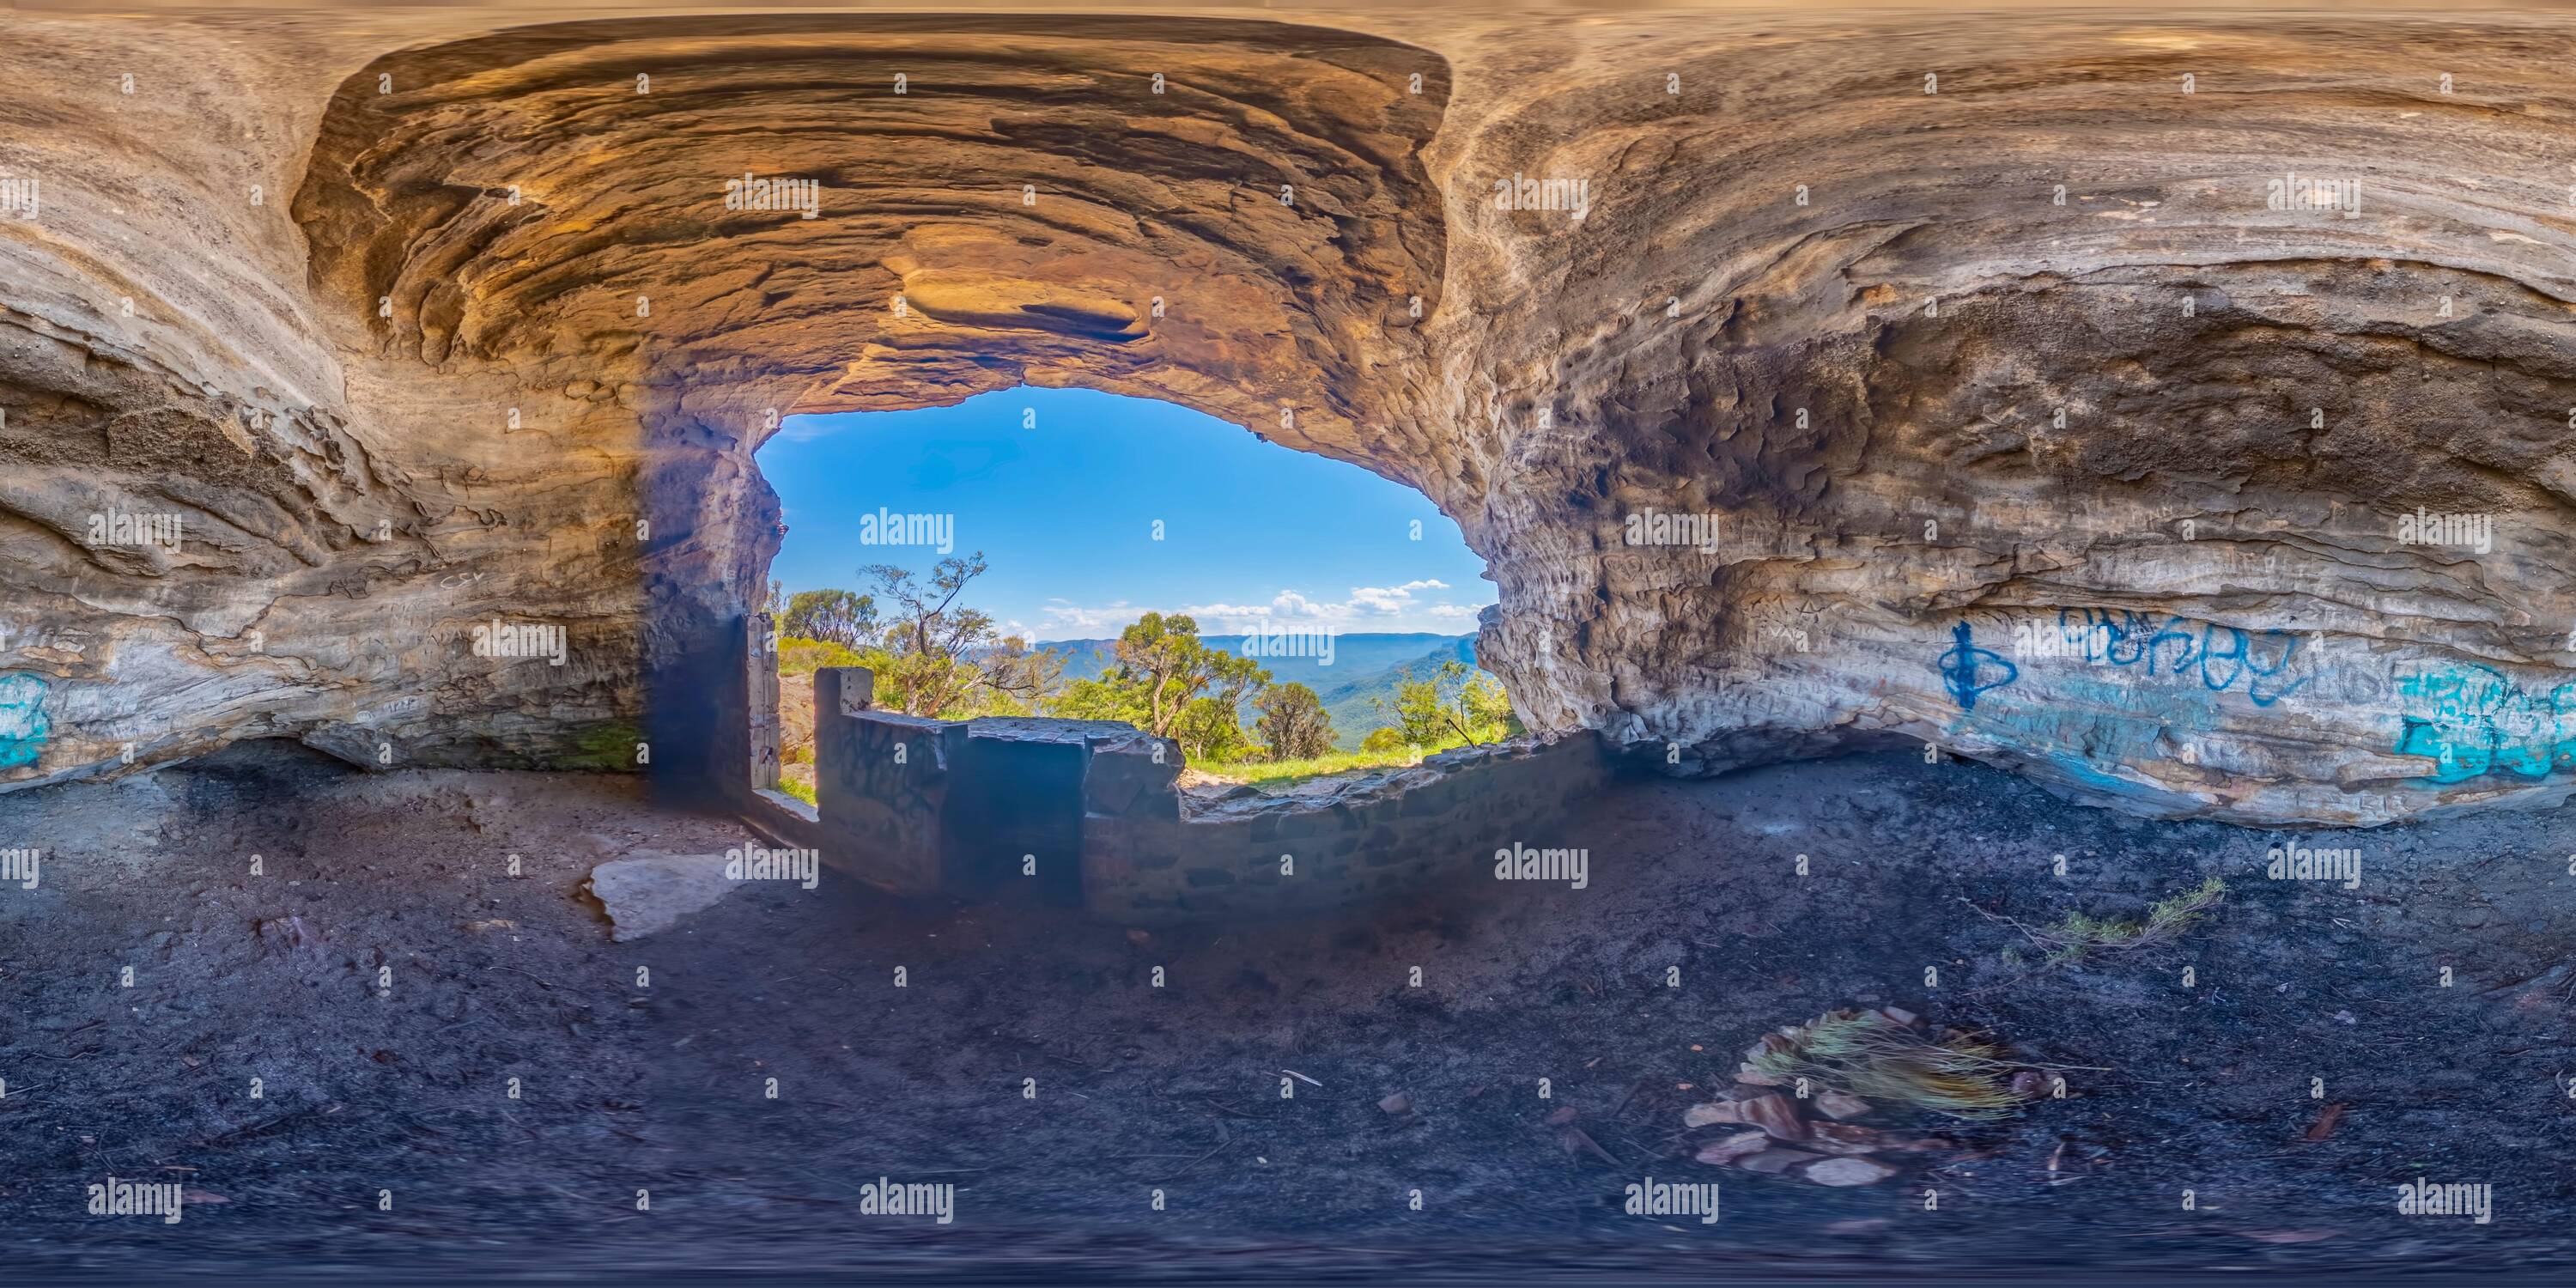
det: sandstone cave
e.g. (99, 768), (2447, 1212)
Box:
(2, 5), (2572, 1282)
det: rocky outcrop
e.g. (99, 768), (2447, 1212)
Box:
(1433, 15), (2576, 824)
(3, 8), (2574, 825)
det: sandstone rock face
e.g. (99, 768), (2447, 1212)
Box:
(4, 7), (2574, 826)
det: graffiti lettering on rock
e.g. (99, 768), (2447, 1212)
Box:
(2391, 664), (2575, 783)
(0, 672), (50, 770)
(2055, 609), (2308, 707)
(1937, 621), (2018, 711)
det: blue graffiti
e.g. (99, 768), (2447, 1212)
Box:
(0, 672), (50, 770)
(1937, 621), (2018, 710)
(2391, 664), (2576, 783)
(2056, 609), (2308, 707)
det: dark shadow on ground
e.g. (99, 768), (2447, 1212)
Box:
(2, 744), (2570, 1279)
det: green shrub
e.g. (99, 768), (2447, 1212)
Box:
(777, 635), (861, 677)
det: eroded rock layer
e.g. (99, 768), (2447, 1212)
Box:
(1433, 15), (2576, 823)
(3, 7), (2574, 825)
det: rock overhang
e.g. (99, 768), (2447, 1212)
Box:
(1, 6), (2573, 827)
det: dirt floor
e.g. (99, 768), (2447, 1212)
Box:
(3, 740), (2572, 1281)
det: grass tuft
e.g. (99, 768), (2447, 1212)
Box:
(2026, 875), (2227, 966)
(1745, 1010), (2027, 1120)
(1191, 744), (1447, 789)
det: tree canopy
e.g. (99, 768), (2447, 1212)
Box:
(780, 587), (874, 649)
(856, 554), (1061, 719)
(1050, 611), (1268, 753)
(1254, 682), (1335, 760)
(1376, 659), (1517, 749)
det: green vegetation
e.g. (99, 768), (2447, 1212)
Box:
(1050, 611), (1272, 759)
(1194, 726), (1503, 787)
(566, 720), (647, 772)
(779, 588), (873, 649)
(1253, 682), (1335, 760)
(769, 555), (1059, 720)
(1193, 745), (1431, 788)
(775, 557), (1520, 779)
(2024, 875), (2228, 967)
(775, 775), (817, 806)
(1743, 1009), (2026, 1121)
(1375, 659), (1518, 749)
(776, 635), (860, 677)
(866, 555), (1062, 718)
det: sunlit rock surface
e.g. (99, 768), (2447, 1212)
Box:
(3, 6), (2573, 825)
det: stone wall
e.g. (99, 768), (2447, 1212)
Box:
(1083, 733), (1610, 924)
(810, 667), (957, 898)
(806, 665), (1607, 921)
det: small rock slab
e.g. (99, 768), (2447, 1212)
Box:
(1687, 1090), (1807, 1139)
(1693, 1131), (1771, 1165)
(1805, 1122), (1883, 1155)
(1683, 1101), (1739, 1128)
(1814, 1090), (1873, 1120)
(1802, 1157), (1898, 1187)
(1735, 1149), (1820, 1175)
(585, 851), (739, 941)
(1731, 1091), (1807, 1141)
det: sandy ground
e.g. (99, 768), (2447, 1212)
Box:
(2, 739), (2571, 1281)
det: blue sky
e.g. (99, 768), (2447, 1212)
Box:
(758, 386), (1495, 641)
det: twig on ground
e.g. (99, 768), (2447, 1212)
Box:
(1958, 876), (2227, 974)
(1150, 1119), (1230, 1182)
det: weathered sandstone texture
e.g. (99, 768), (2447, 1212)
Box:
(4, 7), (2575, 826)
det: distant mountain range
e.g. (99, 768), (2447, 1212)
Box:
(1036, 631), (1482, 750)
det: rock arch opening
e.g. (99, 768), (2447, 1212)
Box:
(278, 13), (1456, 813)
(744, 383), (1506, 811)
(726, 384), (1525, 907)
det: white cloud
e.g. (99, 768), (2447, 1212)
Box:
(1036, 582), (1489, 639)
(1038, 598), (1144, 634)
(1347, 579), (1449, 613)
(1178, 601), (1274, 619)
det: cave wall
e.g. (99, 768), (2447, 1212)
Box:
(3, 6), (2574, 826)
(1427, 12), (2576, 824)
